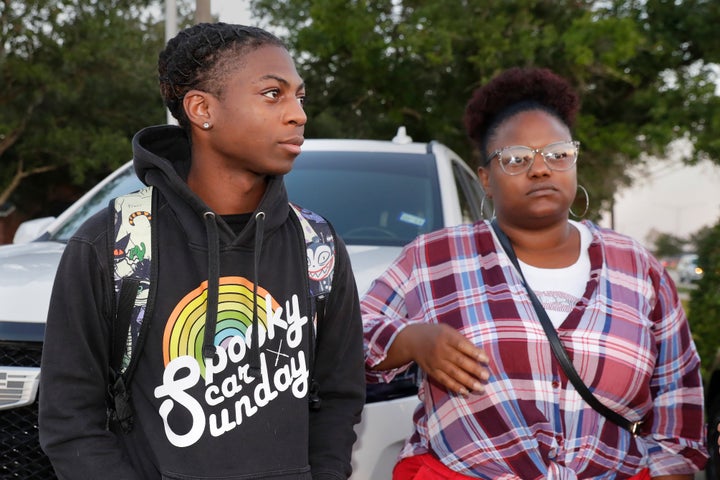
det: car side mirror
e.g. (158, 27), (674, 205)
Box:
(13, 217), (56, 244)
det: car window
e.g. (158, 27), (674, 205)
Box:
(452, 161), (484, 223)
(286, 151), (443, 246)
(51, 165), (143, 242)
(48, 150), (445, 248)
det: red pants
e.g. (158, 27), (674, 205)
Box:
(393, 453), (651, 479)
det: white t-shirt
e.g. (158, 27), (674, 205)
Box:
(518, 221), (592, 328)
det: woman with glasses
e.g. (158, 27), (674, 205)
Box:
(361, 67), (707, 479)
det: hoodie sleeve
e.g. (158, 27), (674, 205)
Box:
(308, 235), (366, 480)
(39, 212), (141, 480)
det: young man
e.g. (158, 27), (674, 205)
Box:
(39, 23), (365, 480)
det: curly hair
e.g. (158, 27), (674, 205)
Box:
(463, 67), (580, 165)
(158, 23), (286, 129)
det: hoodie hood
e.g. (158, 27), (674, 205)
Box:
(132, 124), (291, 248)
(131, 124), (290, 370)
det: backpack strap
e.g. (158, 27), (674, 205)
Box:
(289, 203), (335, 410)
(107, 186), (155, 433)
(289, 203), (335, 303)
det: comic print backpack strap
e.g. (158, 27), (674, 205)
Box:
(108, 185), (155, 433)
(289, 203), (335, 411)
(289, 203), (335, 305)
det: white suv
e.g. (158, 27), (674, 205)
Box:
(0, 130), (486, 479)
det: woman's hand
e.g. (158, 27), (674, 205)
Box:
(376, 323), (489, 395)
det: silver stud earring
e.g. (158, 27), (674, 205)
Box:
(202, 122), (211, 130)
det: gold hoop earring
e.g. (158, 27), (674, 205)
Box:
(480, 194), (495, 219)
(570, 184), (589, 218)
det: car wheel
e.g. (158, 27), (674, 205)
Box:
(707, 394), (720, 480)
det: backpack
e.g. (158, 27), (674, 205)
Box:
(107, 186), (335, 432)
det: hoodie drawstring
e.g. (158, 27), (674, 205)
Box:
(202, 212), (220, 359)
(250, 212), (265, 374)
(201, 210), (265, 376)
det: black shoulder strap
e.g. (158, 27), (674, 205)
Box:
(110, 278), (139, 375)
(490, 220), (644, 437)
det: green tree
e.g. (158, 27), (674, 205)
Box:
(687, 222), (720, 377)
(650, 231), (686, 258)
(249, 0), (720, 220)
(0, 0), (167, 217)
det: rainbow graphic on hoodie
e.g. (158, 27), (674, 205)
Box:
(163, 276), (279, 376)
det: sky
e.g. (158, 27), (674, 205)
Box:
(212, 0), (252, 24)
(211, 1), (720, 249)
(600, 157), (720, 247)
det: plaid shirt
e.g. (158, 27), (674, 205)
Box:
(362, 220), (707, 479)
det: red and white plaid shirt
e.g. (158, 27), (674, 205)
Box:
(362, 220), (707, 478)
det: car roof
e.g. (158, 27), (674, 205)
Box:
(302, 138), (431, 154)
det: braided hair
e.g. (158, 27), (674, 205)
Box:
(158, 22), (286, 129)
(463, 67), (580, 166)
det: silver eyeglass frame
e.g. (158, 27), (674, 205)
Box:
(487, 140), (580, 176)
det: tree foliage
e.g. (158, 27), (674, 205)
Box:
(650, 231), (686, 258)
(0, 0), (167, 216)
(249, 0), (720, 220)
(688, 221), (720, 378)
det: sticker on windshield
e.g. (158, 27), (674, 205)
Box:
(398, 212), (426, 227)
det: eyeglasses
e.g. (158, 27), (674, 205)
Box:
(488, 140), (580, 176)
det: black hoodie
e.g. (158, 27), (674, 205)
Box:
(39, 125), (366, 480)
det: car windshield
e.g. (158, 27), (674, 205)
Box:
(51, 164), (143, 242)
(49, 150), (443, 247)
(285, 150), (443, 246)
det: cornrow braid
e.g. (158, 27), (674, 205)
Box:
(158, 22), (286, 129)
(463, 67), (580, 166)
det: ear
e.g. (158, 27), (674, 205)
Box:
(183, 89), (213, 130)
(477, 166), (492, 197)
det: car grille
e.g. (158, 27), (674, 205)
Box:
(0, 342), (57, 479)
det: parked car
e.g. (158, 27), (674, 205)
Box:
(0, 130), (485, 479)
(677, 253), (703, 284)
(659, 255), (680, 270)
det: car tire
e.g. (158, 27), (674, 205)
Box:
(707, 394), (720, 480)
